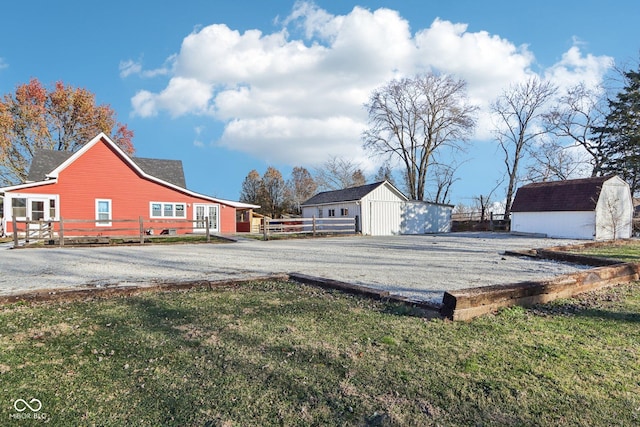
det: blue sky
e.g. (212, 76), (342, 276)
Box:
(1, 1), (638, 206)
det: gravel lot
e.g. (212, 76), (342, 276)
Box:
(0, 232), (587, 304)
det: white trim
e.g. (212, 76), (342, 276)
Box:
(149, 201), (187, 218)
(95, 198), (112, 227)
(193, 203), (220, 233)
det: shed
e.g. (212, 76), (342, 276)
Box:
(301, 181), (452, 236)
(510, 175), (633, 240)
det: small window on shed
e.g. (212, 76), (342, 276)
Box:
(317, 208), (323, 218)
(340, 208), (349, 216)
(328, 209), (336, 217)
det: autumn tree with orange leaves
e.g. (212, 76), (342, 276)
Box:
(0, 78), (134, 185)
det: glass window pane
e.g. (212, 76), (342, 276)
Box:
(163, 204), (173, 217)
(175, 204), (185, 217)
(151, 203), (162, 217)
(12, 198), (27, 217)
(49, 199), (56, 218)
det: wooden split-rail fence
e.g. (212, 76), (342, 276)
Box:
(10, 216), (215, 248)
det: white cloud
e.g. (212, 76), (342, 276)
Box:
(130, 1), (614, 169)
(119, 59), (142, 78)
(120, 57), (173, 78)
(545, 46), (613, 93)
(0, 57), (7, 70)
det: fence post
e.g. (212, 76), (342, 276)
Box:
(312, 216), (316, 236)
(59, 217), (64, 247)
(490, 212), (494, 232)
(25, 217), (30, 245)
(205, 216), (210, 243)
(12, 216), (18, 248)
(263, 218), (269, 241)
(140, 216), (145, 244)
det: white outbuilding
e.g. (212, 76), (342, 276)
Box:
(301, 181), (453, 236)
(510, 175), (633, 240)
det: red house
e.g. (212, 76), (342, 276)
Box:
(0, 133), (258, 236)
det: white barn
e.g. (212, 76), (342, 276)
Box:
(301, 181), (453, 236)
(510, 175), (633, 240)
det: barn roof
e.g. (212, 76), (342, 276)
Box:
(301, 181), (407, 206)
(27, 149), (187, 188)
(511, 176), (611, 212)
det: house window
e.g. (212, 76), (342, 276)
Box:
(12, 198), (26, 218)
(96, 199), (112, 226)
(341, 208), (349, 216)
(150, 202), (186, 218)
(317, 208), (323, 218)
(328, 209), (336, 217)
(49, 199), (56, 218)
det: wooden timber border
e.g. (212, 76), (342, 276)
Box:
(441, 242), (640, 321)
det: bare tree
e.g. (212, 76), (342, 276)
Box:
(363, 73), (477, 200)
(261, 166), (287, 218)
(374, 162), (396, 186)
(314, 156), (366, 191)
(524, 138), (588, 183)
(286, 166), (317, 214)
(491, 76), (557, 218)
(544, 83), (609, 177)
(426, 158), (463, 205)
(239, 170), (263, 205)
(473, 178), (505, 221)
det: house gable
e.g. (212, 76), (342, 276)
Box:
(28, 148), (187, 188)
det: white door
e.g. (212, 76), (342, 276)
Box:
(193, 204), (219, 233)
(28, 199), (48, 232)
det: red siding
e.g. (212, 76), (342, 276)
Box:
(8, 138), (237, 235)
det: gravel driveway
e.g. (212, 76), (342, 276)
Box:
(0, 232), (586, 304)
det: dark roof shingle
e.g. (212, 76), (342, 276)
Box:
(302, 181), (396, 205)
(26, 149), (187, 188)
(511, 176), (611, 212)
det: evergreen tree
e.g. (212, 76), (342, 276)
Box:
(596, 67), (640, 195)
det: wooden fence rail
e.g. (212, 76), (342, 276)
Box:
(11, 216), (213, 248)
(261, 216), (356, 240)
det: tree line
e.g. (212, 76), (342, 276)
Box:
(239, 157), (396, 217)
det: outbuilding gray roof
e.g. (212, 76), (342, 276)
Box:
(510, 176), (611, 212)
(302, 181), (402, 205)
(27, 149), (187, 188)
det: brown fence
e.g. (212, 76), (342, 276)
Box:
(261, 217), (356, 240)
(11, 216), (215, 248)
(451, 211), (509, 232)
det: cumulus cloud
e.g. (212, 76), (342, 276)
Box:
(0, 57), (8, 70)
(129, 1), (613, 168)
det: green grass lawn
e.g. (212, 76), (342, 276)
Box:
(1, 280), (639, 426)
(569, 240), (640, 263)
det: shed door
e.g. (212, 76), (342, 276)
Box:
(194, 204), (219, 233)
(368, 201), (403, 236)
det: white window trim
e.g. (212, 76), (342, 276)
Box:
(95, 199), (112, 227)
(149, 202), (187, 218)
